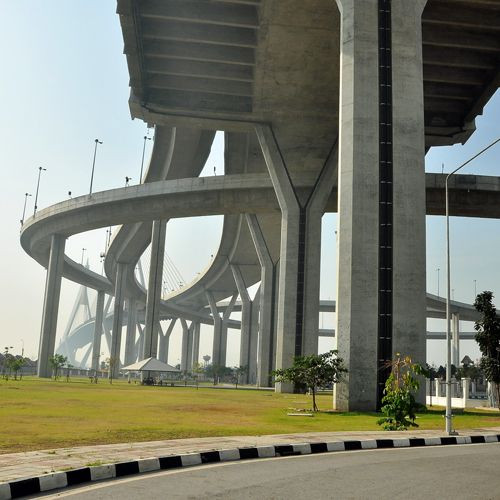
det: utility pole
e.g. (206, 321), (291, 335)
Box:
(89, 139), (103, 195)
(20, 192), (32, 225)
(139, 135), (152, 183)
(33, 167), (47, 216)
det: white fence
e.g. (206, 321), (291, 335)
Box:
(426, 378), (492, 409)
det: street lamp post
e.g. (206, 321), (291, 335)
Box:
(33, 167), (47, 216)
(474, 279), (477, 300)
(436, 268), (440, 297)
(139, 135), (152, 183)
(444, 137), (500, 435)
(20, 192), (32, 225)
(89, 139), (103, 195)
(81, 248), (87, 265)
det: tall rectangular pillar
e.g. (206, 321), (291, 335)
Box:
(110, 263), (127, 379)
(246, 214), (276, 388)
(334, 0), (427, 411)
(143, 219), (167, 359)
(124, 298), (137, 365)
(37, 234), (66, 378)
(391, 0), (427, 400)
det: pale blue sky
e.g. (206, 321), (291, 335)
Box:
(0, 1), (498, 367)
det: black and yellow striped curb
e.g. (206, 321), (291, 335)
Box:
(1, 434), (499, 499)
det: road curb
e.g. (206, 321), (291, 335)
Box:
(1, 434), (499, 499)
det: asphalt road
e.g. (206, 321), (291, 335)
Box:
(39, 444), (500, 500)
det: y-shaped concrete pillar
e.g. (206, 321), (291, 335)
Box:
(124, 298), (137, 365)
(158, 318), (176, 364)
(143, 219), (167, 359)
(334, 0), (427, 410)
(110, 263), (127, 379)
(255, 126), (337, 392)
(38, 234), (66, 377)
(91, 290), (105, 373)
(246, 214), (277, 387)
(206, 291), (237, 367)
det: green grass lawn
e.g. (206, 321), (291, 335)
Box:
(1, 377), (499, 454)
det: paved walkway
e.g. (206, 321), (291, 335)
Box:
(1, 427), (500, 483)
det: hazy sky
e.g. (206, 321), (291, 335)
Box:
(0, 1), (499, 368)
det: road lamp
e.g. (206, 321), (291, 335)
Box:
(89, 138), (103, 195)
(81, 248), (87, 265)
(139, 135), (152, 183)
(20, 192), (32, 225)
(474, 279), (477, 300)
(445, 137), (500, 435)
(33, 167), (47, 216)
(436, 268), (440, 297)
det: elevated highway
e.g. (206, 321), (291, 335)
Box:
(23, 0), (499, 410)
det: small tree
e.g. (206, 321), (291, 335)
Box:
(65, 363), (74, 382)
(106, 357), (118, 384)
(232, 365), (247, 389)
(10, 358), (25, 380)
(377, 354), (425, 431)
(192, 362), (204, 388)
(273, 350), (347, 412)
(474, 291), (500, 409)
(49, 354), (67, 380)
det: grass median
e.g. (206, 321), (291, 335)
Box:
(1, 377), (499, 454)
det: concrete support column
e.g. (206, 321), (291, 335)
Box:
(110, 263), (127, 379)
(191, 321), (200, 367)
(143, 219), (167, 359)
(206, 292), (223, 366)
(255, 125), (337, 392)
(158, 319), (176, 364)
(391, 0), (428, 400)
(255, 126), (300, 393)
(37, 234), (66, 377)
(249, 295), (260, 384)
(221, 293), (238, 367)
(334, 0), (427, 411)
(452, 313), (460, 368)
(180, 319), (190, 372)
(91, 290), (105, 373)
(124, 299), (137, 365)
(137, 324), (144, 361)
(246, 214), (276, 387)
(231, 265), (251, 378)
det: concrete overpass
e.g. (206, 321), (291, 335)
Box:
(22, 0), (499, 411)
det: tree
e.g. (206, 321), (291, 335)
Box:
(49, 354), (67, 380)
(205, 364), (232, 385)
(474, 291), (500, 409)
(273, 350), (347, 412)
(106, 357), (118, 384)
(377, 354), (426, 431)
(9, 358), (25, 380)
(232, 365), (247, 389)
(192, 362), (204, 388)
(65, 362), (74, 382)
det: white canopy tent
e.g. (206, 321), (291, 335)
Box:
(122, 357), (180, 373)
